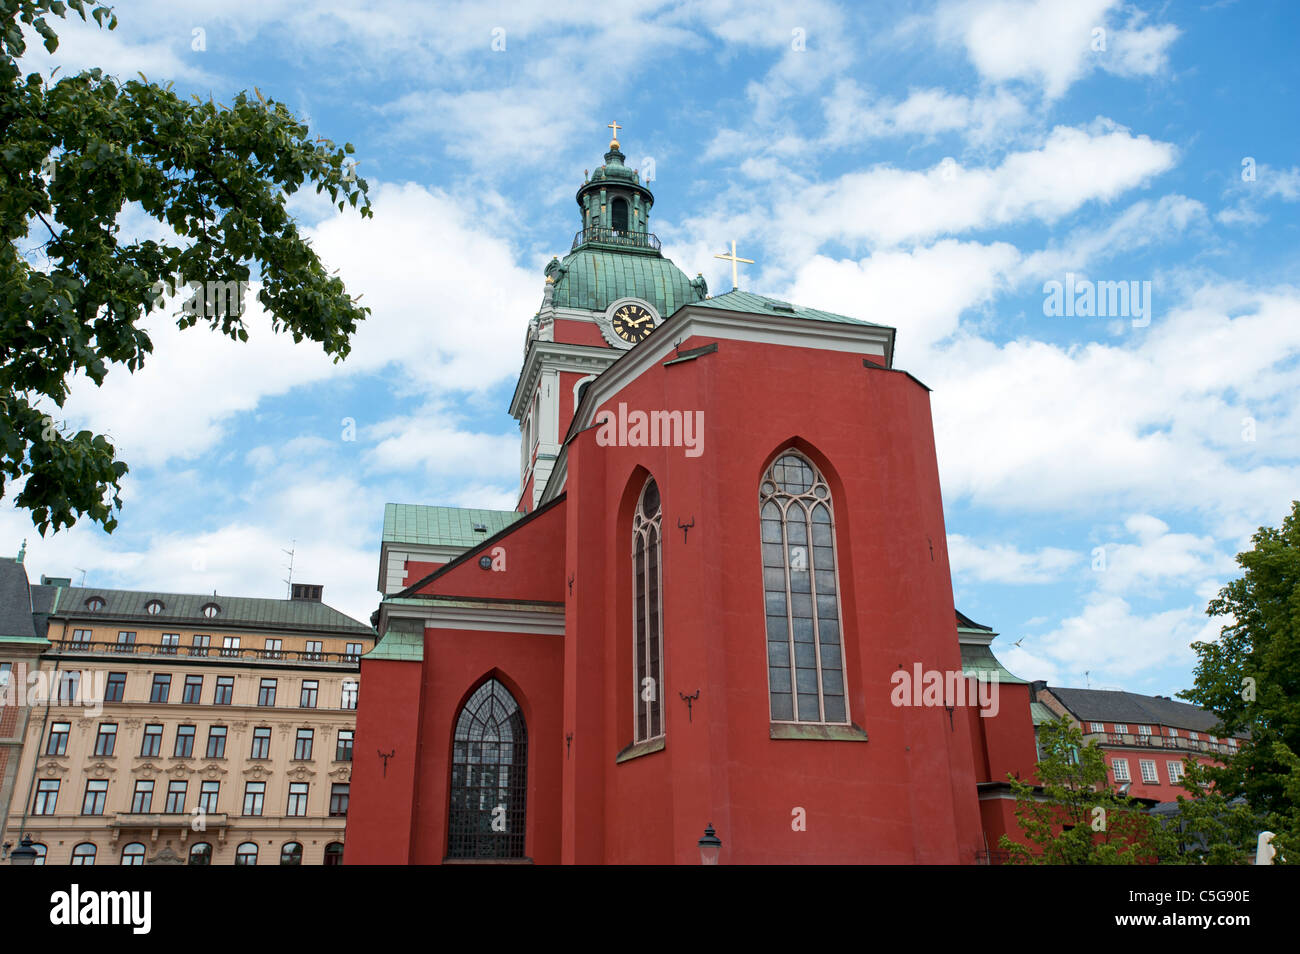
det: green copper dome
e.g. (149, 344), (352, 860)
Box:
(548, 246), (704, 317)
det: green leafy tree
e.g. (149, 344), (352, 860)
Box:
(999, 717), (1178, 864)
(1181, 500), (1300, 863)
(2, 0), (371, 533)
(1168, 757), (1262, 864)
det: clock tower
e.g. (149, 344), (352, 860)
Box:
(510, 125), (708, 511)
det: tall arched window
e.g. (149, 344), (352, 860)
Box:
(760, 450), (848, 724)
(611, 196), (629, 232)
(447, 678), (528, 860)
(632, 477), (664, 742)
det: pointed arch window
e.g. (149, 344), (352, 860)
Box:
(448, 678), (528, 860)
(760, 451), (849, 724)
(632, 477), (664, 743)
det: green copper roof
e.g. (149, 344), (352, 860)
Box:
(49, 587), (374, 635)
(692, 289), (886, 327)
(383, 504), (523, 548)
(1031, 702), (1060, 726)
(960, 642), (1030, 685)
(365, 626), (424, 662)
(550, 246), (703, 317)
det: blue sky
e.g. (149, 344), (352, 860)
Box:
(7, 0), (1299, 698)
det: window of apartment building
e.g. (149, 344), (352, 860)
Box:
(287, 782), (309, 816)
(58, 671), (82, 704)
(1138, 725), (1152, 737)
(189, 843), (212, 866)
(165, 780), (187, 813)
(264, 638), (282, 660)
(93, 723), (117, 757)
(182, 674), (203, 704)
(198, 781), (220, 814)
(1114, 724), (1128, 735)
(69, 628), (92, 649)
(235, 842), (258, 865)
(104, 672), (125, 703)
(46, 721), (70, 756)
(1189, 731), (1199, 740)
(305, 640), (323, 661)
(206, 726), (227, 759)
(345, 642), (363, 662)
(221, 636), (240, 658)
(121, 843), (146, 866)
(160, 633), (180, 655)
(131, 780), (153, 813)
(140, 723), (163, 757)
(324, 843), (344, 866)
(258, 678), (277, 707)
(0, 662), (8, 689)
(250, 727), (271, 760)
(336, 729), (353, 762)
(1111, 759), (1131, 782)
(174, 725), (196, 758)
(242, 782), (265, 816)
(82, 779), (109, 815)
(150, 673), (171, 703)
(115, 631), (136, 652)
(1139, 759), (1158, 783)
(300, 680), (318, 709)
(72, 843), (96, 865)
(294, 728), (313, 761)
(1089, 722), (1104, 733)
(192, 634), (210, 657)
(341, 680), (358, 710)
(144, 600), (163, 615)
(34, 779), (59, 814)
(280, 842), (303, 865)
(329, 783), (349, 818)
(1167, 761), (1185, 784)
(1168, 727), (1179, 737)
(214, 675), (234, 705)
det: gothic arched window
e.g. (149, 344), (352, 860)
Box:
(448, 678), (528, 859)
(611, 196), (629, 232)
(632, 477), (664, 742)
(760, 451), (848, 724)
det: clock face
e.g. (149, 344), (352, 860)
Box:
(610, 303), (656, 344)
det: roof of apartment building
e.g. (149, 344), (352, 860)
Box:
(0, 556), (47, 642)
(47, 585), (375, 637)
(1046, 686), (1243, 737)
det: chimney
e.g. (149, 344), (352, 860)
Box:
(290, 583), (323, 602)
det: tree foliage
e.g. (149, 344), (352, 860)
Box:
(1, 0), (371, 533)
(1180, 501), (1300, 863)
(999, 717), (1178, 864)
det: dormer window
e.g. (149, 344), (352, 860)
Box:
(201, 602), (221, 619)
(145, 600), (164, 615)
(85, 597), (105, 612)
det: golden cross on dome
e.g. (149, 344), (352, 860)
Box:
(607, 119), (621, 145)
(714, 239), (754, 291)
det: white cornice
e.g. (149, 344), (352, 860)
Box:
(540, 305), (896, 503)
(384, 601), (565, 636)
(509, 341), (620, 419)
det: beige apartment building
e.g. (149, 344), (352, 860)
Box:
(1, 576), (374, 865)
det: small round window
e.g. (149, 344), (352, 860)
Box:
(85, 597), (105, 612)
(144, 600), (164, 615)
(201, 603), (220, 619)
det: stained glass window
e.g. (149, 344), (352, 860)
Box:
(447, 678), (528, 859)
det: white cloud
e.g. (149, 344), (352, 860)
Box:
(948, 534), (1081, 583)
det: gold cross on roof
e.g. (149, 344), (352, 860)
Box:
(607, 120), (621, 146)
(714, 239), (754, 291)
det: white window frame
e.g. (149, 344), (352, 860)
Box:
(1111, 758), (1130, 782)
(1139, 759), (1158, 783)
(1114, 723), (1128, 735)
(1089, 722), (1104, 733)
(1167, 760), (1185, 784)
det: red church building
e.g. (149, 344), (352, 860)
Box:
(345, 129), (1037, 864)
